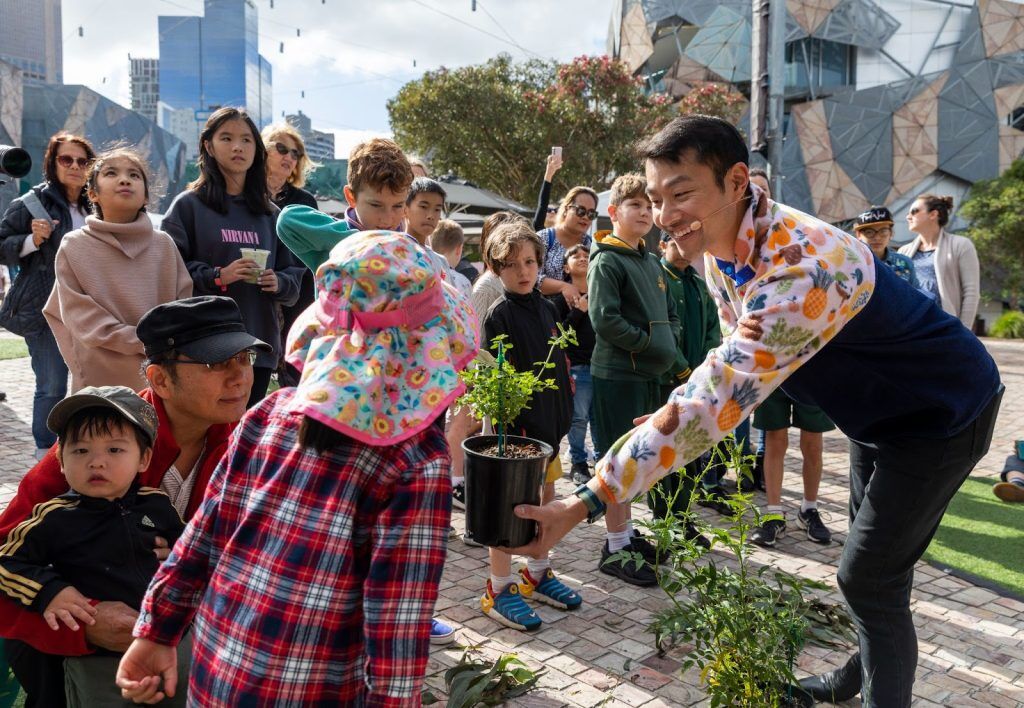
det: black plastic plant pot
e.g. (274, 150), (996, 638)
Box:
(462, 434), (553, 548)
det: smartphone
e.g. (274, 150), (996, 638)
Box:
(552, 146), (562, 159)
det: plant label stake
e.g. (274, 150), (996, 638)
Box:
(496, 340), (505, 457)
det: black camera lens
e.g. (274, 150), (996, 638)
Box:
(0, 146), (31, 179)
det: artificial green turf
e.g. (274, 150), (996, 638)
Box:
(0, 338), (28, 361)
(924, 476), (1024, 598)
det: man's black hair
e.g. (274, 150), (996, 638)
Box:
(637, 115), (749, 189)
(406, 177), (447, 206)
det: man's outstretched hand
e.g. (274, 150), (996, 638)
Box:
(500, 496), (589, 558)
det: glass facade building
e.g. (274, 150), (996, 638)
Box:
(158, 0), (272, 129)
(0, 0), (62, 85)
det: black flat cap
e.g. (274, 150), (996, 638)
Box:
(137, 296), (271, 364)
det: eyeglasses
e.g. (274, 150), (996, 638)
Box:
(858, 227), (892, 238)
(270, 142), (303, 160)
(166, 350), (257, 371)
(569, 205), (599, 220)
(56, 155), (93, 169)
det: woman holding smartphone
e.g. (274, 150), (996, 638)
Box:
(163, 107), (304, 406)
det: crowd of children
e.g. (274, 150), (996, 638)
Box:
(0, 107), (998, 707)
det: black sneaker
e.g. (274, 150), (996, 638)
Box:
(697, 485), (733, 515)
(599, 540), (657, 587)
(684, 522), (712, 550)
(630, 530), (660, 565)
(797, 507), (832, 544)
(750, 516), (786, 547)
(570, 462), (592, 485)
(452, 483), (466, 511)
(462, 531), (483, 548)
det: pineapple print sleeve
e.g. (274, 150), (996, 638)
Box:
(592, 192), (877, 504)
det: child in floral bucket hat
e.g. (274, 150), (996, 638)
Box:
(116, 231), (478, 706)
(285, 230), (477, 443)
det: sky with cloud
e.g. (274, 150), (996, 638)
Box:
(61, 0), (611, 156)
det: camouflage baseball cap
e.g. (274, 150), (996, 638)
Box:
(47, 386), (158, 445)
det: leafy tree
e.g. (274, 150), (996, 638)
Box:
(676, 82), (747, 126)
(959, 157), (1024, 309)
(388, 54), (673, 205)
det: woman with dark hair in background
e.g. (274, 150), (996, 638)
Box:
(262, 122), (318, 387)
(0, 132), (95, 459)
(163, 107), (303, 406)
(900, 194), (980, 329)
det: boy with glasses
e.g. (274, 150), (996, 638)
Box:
(853, 206), (919, 287)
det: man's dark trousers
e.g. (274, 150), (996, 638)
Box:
(840, 387), (1001, 707)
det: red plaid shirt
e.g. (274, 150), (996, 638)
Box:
(136, 388), (452, 706)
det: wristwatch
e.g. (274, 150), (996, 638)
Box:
(573, 483), (606, 524)
(213, 267), (226, 292)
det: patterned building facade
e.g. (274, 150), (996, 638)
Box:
(609, 0), (1024, 238)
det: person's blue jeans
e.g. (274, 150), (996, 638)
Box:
(24, 327), (68, 450)
(568, 365), (598, 465)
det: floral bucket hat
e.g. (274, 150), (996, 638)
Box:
(285, 230), (478, 445)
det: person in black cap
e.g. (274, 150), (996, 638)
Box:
(0, 295), (268, 708)
(853, 206), (921, 289)
(0, 385), (189, 707)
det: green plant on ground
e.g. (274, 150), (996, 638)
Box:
(457, 325), (575, 456)
(421, 648), (544, 707)
(619, 438), (854, 706)
(990, 311), (1024, 339)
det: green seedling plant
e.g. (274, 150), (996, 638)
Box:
(611, 437), (853, 707)
(421, 647), (544, 707)
(458, 325), (576, 456)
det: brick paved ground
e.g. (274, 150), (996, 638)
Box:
(1, 337), (1022, 706)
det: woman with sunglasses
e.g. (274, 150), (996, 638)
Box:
(164, 108), (304, 407)
(261, 123), (319, 386)
(537, 186), (599, 307)
(0, 132), (95, 459)
(899, 194), (980, 329)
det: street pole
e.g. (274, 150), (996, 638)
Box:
(750, 0), (770, 156)
(767, 0), (787, 200)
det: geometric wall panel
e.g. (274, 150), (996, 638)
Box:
(787, 0), (841, 36)
(812, 0), (899, 51)
(994, 82), (1024, 171)
(889, 72), (949, 202)
(793, 101), (868, 222)
(684, 5), (752, 83)
(938, 58), (1000, 183)
(826, 98), (893, 205)
(620, 2), (656, 73)
(979, 0), (1024, 59)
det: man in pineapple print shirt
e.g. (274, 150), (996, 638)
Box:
(511, 116), (1002, 707)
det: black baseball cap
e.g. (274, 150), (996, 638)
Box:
(137, 296), (271, 364)
(47, 386), (158, 444)
(854, 206), (894, 231)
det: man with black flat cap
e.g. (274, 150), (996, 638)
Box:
(0, 295), (270, 708)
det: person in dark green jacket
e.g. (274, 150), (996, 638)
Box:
(587, 174), (682, 587)
(654, 231), (724, 519)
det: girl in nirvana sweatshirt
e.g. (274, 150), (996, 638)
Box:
(163, 107), (303, 406)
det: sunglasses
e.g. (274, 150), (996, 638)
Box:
(270, 142), (303, 160)
(56, 155), (93, 169)
(546, 206), (558, 214)
(166, 350), (257, 372)
(569, 205), (599, 220)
